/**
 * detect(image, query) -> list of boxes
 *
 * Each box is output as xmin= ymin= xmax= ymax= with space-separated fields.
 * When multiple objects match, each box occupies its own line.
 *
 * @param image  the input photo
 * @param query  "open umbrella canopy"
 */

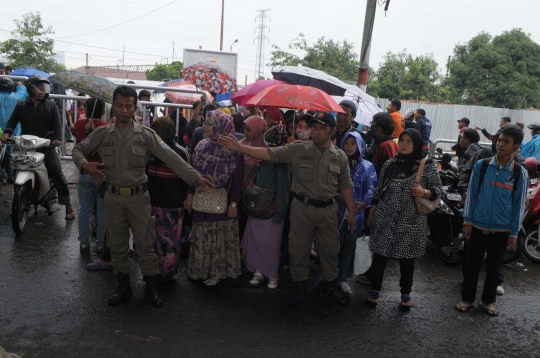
xmin=49 ymin=71 xmax=118 ymax=103
xmin=154 ymin=79 xmax=183 ymax=94
xmin=244 ymin=84 xmax=345 ymax=113
xmin=271 ymin=66 xmax=347 ymax=96
xmin=332 ymin=85 xmax=382 ymax=126
xmin=230 ymin=79 xmax=287 ymax=105
xmin=11 ymin=66 xmax=51 ymax=78
xmin=181 ymin=62 xmax=238 ymax=94
xmin=163 ymin=80 xmax=214 ymax=105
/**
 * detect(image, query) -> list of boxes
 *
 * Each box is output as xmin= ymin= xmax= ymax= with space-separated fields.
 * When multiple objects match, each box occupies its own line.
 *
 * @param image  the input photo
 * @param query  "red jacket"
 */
xmin=74 ymin=119 xmax=109 ymax=162
xmin=372 ymin=138 xmax=399 ymax=177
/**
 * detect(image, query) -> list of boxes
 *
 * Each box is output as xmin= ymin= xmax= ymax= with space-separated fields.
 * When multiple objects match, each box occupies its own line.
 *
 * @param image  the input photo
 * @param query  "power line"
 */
xmin=254 ymin=9 xmax=270 ymax=80
xmin=53 ymin=0 xmax=178 ymax=39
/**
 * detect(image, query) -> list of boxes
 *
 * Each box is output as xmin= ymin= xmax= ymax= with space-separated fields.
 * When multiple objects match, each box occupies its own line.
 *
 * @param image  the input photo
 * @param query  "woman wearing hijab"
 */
xmin=263 ymin=107 xmax=284 ymax=129
xmin=184 ymin=111 xmax=245 ymax=286
xmin=337 ymin=132 xmax=377 ymax=294
xmin=241 ymin=125 xmax=290 ymax=289
xmin=366 ymin=129 xmax=442 ymax=310
xmin=237 ymin=116 xmax=267 ymax=240
xmin=146 ymin=117 xmax=191 ymax=281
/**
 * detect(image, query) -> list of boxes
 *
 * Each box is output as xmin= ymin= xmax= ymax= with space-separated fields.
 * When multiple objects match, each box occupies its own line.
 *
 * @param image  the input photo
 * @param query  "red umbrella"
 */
xmin=244 ymin=84 xmax=345 ymax=113
xmin=181 ymin=62 xmax=238 ymax=94
xmin=231 ymin=79 xmax=287 ymax=105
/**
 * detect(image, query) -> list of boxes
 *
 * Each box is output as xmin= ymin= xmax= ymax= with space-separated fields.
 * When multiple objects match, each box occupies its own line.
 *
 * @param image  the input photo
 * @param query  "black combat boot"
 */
xmin=144 ymin=275 xmax=164 ymax=308
xmin=108 ymin=273 xmax=132 ymax=306
xmin=290 ymin=281 xmax=307 ymax=311
xmin=320 ymin=279 xmax=348 ymax=305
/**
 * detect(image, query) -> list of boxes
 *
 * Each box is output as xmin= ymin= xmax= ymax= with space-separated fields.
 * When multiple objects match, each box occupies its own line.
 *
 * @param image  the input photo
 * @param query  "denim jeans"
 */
xmin=77 ymin=173 xmax=105 ymax=247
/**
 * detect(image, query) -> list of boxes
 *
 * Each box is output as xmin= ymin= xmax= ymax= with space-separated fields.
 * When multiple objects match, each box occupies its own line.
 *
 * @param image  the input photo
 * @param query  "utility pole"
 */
xmin=172 ymin=42 xmax=175 ymax=62
xmin=357 ymin=0 xmax=377 ymax=92
xmin=220 ymin=0 xmax=224 ymax=51
xmin=254 ymin=9 xmax=270 ymax=80
xmin=122 ymin=45 xmax=125 ymax=66
xmin=85 ymin=53 xmax=89 ymax=74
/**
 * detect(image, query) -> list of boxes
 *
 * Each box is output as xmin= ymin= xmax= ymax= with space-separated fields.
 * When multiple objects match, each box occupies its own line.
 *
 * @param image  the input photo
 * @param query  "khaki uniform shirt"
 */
xmin=72 ymin=122 xmax=201 ymax=188
xmin=268 ymin=141 xmax=352 ymax=200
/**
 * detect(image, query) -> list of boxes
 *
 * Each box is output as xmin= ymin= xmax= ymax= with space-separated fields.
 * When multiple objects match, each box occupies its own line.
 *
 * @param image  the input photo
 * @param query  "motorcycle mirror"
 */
xmin=436 ymin=148 xmax=443 ymax=154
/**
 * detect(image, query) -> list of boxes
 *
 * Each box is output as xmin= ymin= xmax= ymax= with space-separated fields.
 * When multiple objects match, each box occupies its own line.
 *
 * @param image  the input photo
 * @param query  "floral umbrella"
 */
xmin=163 ymin=80 xmax=214 ymax=105
xmin=244 ymin=84 xmax=345 ymax=113
xmin=181 ymin=62 xmax=238 ymax=94
xmin=49 ymin=71 xmax=118 ymax=103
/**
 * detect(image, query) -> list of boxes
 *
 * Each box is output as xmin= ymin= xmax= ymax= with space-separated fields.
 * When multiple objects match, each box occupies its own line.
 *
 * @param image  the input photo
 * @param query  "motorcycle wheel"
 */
xmin=523 ymin=230 xmax=540 ymax=263
xmin=502 ymin=234 xmax=523 ymax=264
xmin=436 ymin=230 xmax=465 ymax=265
xmin=12 ymin=184 xmax=30 ymax=235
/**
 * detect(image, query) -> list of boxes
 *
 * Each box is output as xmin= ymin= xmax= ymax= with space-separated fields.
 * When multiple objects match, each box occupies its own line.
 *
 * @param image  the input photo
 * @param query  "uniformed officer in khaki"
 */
xmin=219 ymin=112 xmax=356 ymax=310
xmin=72 ymin=86 xmax=212 ymax=307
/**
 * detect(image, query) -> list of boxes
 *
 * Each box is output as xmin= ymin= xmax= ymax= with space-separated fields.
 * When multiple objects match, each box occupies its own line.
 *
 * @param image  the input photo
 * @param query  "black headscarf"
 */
xmin=383 ymin=128 xmax=426 ymax=181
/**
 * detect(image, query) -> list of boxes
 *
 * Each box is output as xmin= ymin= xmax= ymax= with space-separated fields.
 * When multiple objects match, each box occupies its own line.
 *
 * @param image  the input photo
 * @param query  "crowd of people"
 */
xmin=0 ymin=70 xmax=533 ymax=317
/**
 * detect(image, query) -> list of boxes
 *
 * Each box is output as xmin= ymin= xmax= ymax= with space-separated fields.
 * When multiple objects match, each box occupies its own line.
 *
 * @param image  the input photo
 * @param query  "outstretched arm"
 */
xmin=218 ymin=133 xmax=271 ymax=162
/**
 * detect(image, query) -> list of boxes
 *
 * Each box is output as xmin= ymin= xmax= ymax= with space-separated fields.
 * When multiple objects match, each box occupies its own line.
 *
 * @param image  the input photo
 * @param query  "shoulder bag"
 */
xmin=192 ymin=185 xmax=228 ymax=215
xmin=414 ymin=158 xmax=440 ymax=215
xmin=242 ymin=168 xmax=276 ymax=220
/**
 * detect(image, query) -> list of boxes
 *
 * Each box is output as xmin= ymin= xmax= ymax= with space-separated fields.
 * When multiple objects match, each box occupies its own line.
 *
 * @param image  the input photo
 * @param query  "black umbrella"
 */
xmin=271 ymin=66 xmax=348 ymax=96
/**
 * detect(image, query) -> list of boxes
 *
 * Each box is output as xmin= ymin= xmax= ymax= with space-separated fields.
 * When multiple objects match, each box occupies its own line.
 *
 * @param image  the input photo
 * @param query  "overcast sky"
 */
xmin=0 ymin=0 xmax=538 ymax=84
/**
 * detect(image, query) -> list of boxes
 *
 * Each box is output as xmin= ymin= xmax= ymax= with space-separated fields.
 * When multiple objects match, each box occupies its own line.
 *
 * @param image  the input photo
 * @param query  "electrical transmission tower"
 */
xmin=254 ymin=9 xmax=270 ymax=80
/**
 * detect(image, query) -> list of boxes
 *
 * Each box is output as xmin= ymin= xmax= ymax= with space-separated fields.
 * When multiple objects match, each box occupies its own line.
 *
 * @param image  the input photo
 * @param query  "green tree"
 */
xmin=369 ymin=50 xmax=444 ymax=102
xmin=146 ymin=61 xmax=183 ymax=81
xmin=447 ymin=29 xmax=540 ymax=108
xmin=0 ymin=12 xmax=65 ymax=73
xmin=268 ymin=33 xmax=359 ymax=82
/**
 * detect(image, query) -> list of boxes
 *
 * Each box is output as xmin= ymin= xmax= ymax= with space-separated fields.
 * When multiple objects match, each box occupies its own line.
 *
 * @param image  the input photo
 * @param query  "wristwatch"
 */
xmin=230 ymin=202 xmax=237 ymax=208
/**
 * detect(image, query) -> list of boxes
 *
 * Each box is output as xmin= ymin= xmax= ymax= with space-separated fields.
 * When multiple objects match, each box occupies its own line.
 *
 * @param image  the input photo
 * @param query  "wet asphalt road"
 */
xmin=1 ymin=181 xmax=540 ymax=358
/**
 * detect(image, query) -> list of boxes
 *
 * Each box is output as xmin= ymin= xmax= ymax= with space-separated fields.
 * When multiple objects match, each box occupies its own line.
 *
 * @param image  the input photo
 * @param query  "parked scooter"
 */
xmin=519 ymin=176 xmax=540 ymax=263
xmin=8 ymin=134 xmax=58 ymax=234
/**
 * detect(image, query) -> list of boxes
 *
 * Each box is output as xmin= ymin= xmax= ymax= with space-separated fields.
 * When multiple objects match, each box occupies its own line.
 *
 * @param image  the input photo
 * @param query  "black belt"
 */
xmin=295 ymin=195 xmax=334 ymax=208
xmin=109 ymin=183 xmax=148 ymax=196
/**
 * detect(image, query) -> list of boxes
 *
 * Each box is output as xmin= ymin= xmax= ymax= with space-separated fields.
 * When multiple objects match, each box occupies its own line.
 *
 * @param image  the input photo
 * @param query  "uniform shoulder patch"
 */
xmin=81 ymin=137 xmax=92 ymax=146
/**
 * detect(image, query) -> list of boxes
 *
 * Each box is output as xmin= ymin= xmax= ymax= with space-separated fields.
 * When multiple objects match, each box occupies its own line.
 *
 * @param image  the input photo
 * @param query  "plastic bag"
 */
xmin=354 ymin=235 xmax=372 ymax=275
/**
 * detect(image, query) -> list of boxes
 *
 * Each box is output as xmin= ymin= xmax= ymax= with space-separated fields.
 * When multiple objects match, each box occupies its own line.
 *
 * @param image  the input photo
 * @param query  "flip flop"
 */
xmin=65 ymin=212 xmax=76 ymax=220
xmin=455 ymin=302 xmax=473 ymax=312
xmin=479 ymin=302 xmax=499 ymax=317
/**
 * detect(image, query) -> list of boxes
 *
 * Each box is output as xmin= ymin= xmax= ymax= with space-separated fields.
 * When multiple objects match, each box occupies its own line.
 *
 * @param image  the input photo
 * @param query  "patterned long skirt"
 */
xmin=187 ymin=219 xmax=241 ymax=280
xmin=152 ymin=206 xmax=184 ymax=278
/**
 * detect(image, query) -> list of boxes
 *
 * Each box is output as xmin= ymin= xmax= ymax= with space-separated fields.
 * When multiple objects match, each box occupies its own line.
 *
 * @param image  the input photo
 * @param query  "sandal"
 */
xmin=400 ymin=295 xmax=412 ymax=311
xmin=249 ymin=273 xmax=264 ymax=286
xmin=65 ymin=212 xmax=76 ymax=220
xmin=479 ymin=302 xmax=499 ymax=317
xmin=203 ymin=278 xmax=220 ymax=286
xmin=365 ymin=290 xmax=380 ymax=307
xmin=455 ymin=301 xmax=473 ymax=313
xmin=267 ymin=279 xmax=278 ymax=289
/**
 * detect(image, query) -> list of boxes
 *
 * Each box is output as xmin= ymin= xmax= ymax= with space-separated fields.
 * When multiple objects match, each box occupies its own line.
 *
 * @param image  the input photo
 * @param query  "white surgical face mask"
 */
xmin=296 ymin=129 xmax=310 ymax=140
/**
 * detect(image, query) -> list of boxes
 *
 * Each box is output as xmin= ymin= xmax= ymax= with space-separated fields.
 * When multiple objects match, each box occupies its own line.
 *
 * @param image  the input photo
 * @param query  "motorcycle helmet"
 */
xmin=524 ymin=157 xmax=538 ymax=178
xmin=26 ymin=74 xmax=51 ymax=98
xmin=527 ymin=124 xmax=540 ymax=136
xmin=0 ymin=76 xmax=14 ymax=93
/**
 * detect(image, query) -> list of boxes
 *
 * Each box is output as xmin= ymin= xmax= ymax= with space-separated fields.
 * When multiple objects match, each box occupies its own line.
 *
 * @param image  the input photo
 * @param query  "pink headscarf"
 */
xmin=240 ymin=116 xmax=267 ymax=187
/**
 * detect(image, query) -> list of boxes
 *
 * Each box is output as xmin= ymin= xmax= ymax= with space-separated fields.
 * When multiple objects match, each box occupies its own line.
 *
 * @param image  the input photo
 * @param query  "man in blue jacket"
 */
xmin=519 ymin=124 xmax=540 ymax=161
xmin=414 ymin=109 xmax=431 ymax=157
xmin=456 ymin=126 xmax=528 ymax=317
xmin=0 ymin=77 xmax=27 ymax=183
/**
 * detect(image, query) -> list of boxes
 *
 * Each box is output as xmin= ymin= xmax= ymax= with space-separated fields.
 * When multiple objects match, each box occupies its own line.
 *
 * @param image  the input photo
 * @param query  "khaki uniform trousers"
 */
xmin=289 ymin=199 xmax=340 ymax=282
xmin=104 ymin=190 xmax=158 ymax=276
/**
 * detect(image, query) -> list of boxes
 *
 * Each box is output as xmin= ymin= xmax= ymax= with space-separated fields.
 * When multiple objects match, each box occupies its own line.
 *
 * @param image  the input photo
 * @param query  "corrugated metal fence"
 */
xmin=375 ymin=99 xmax=540 ymax=150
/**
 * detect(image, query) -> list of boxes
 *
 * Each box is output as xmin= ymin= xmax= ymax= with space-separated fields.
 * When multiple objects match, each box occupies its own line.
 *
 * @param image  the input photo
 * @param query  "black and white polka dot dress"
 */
xmin=370 ymin=158 xmax=443 ymax=259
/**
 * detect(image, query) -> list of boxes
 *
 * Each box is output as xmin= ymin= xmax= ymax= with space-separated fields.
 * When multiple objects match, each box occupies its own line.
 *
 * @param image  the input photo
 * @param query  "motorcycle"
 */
xmin=519 ymin=176 xmax=540 ymax=263
xmin=8 ymin=134 xmax=58 ymax=235
xmin=428 ymin=169 xmax=465 ymax=265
